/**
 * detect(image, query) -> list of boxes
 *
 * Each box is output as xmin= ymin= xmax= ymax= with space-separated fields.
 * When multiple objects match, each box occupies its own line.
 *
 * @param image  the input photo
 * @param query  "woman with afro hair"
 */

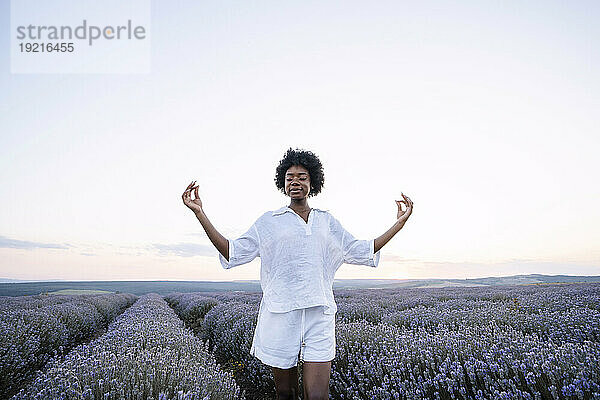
xmin=182 ymin=147 xmax=413 ymax=399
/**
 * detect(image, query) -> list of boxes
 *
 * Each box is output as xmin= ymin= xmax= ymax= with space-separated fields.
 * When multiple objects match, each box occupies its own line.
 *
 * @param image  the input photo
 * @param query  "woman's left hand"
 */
xmin=395 ymin=193 xmax=413 ymax=225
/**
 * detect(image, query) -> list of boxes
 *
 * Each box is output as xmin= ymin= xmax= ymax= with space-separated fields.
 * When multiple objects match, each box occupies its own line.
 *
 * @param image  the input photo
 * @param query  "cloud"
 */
xmin=0 ymin=235 xmax=69 ymax=250
xmin=382 ymin=254 xmax=422 ymax=263
xmin=151 ymin=242 xmax=216 ymax=257
xmin=184 ymin=232 xmax=206 ymax=237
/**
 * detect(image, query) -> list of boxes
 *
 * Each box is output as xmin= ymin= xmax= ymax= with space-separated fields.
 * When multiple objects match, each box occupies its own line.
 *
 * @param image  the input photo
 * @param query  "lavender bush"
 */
xmin=201 ymin=301 xmax=274 ymax=398
xmin=0 ymin=294 xmax=78 ymax=312
xmin=165 ymin=293 xmax=220 ymax=335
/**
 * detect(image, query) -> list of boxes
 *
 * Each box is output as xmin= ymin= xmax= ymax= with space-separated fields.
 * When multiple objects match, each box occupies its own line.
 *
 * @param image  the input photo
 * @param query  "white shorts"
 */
xmin=250 ymin=302 xmax=336 ymax=369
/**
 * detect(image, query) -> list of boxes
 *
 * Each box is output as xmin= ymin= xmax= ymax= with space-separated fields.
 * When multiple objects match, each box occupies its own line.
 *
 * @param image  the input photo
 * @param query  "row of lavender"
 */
xmin=333 ymin=284 xmax=600 ymax=344
xmin=165 ymin=284 xmax=600 ymax=400
xmin=0 ymin=292 xmax=136 ymax=399
xmin=166 ymin=293 xmax=272 ymax=397
xmin=13 ymin=293 xmax=245 ymax=400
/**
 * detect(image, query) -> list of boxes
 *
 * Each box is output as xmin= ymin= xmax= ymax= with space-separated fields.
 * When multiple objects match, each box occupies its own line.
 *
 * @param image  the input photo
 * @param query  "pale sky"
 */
xmin=1 ymin=0 xmax=599 ymax=281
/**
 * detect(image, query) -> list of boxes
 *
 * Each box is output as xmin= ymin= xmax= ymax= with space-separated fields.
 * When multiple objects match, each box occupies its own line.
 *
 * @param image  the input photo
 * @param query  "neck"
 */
xmin=288 ymin=198 xmax=310 ymax=211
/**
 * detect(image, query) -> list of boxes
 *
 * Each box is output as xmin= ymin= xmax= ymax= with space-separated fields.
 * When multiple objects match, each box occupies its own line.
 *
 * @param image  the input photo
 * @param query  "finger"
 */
xmin=185 ymin=182 xmax=196 ymax=193
xmin=194 ymin=186 xmax=199 ymax=199
xmin=185 ymin=184 xmax=198 ymax=194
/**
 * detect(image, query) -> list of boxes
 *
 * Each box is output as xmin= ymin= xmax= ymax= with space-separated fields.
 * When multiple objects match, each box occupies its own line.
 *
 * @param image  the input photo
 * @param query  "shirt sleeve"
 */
xmin=218 ymin=223 xmax=260 ymax=269
xmin=329 ymin=214 xmax=381 ymax=268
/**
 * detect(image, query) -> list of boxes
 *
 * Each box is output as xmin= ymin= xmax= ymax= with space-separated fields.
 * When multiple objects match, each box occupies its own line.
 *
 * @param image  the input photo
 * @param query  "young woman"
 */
xmin=182 ymin=148 xmax=413 ymax=400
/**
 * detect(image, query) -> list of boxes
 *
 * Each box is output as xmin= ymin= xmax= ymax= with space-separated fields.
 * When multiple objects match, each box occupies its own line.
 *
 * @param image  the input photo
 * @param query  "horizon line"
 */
xmin=2 ymin=272 xmax=600 ymax=284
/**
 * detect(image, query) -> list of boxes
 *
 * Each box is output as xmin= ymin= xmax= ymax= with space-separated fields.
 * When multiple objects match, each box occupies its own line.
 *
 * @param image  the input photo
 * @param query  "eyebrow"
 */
xmin=286 ymin=172 xmax=308 ymax=176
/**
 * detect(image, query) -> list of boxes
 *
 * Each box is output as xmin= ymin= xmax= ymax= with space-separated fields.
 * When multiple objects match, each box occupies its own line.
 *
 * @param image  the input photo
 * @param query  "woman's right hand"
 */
xmin=182 ymin=180 xmax=203 ymax=214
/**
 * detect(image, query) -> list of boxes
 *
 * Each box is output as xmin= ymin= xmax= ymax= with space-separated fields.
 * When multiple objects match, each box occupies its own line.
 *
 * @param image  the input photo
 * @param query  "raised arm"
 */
xmin=182 ymin=181 xmax=230 ymax=261
xmin=374 ymin=193 xmax=414 ymax=253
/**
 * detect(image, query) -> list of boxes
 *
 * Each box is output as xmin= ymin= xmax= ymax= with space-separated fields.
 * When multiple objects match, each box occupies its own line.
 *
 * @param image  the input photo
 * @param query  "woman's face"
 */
xmin=285 ymin=164 xmax=311 ymax=199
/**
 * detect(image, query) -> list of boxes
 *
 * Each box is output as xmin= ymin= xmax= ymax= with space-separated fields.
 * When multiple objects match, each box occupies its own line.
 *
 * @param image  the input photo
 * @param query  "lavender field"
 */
xmin=12 ymin=293 xmax=243 ymax=400
xmin=3 ymin=284 xmax=599 ymax=399
xmin=0 ymin=292 xmax=136 ymax=399
xmin=166 ymin=283 xmax=600 ymax=400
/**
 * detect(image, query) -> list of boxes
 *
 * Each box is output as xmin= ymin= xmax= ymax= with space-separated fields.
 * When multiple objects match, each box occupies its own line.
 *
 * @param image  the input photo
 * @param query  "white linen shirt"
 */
xmin=218 ymin=206 xmax=381 ymax=315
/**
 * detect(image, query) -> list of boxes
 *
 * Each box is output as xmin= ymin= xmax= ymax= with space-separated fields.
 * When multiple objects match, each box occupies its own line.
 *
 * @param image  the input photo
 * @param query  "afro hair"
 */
xmin=274 ymin=147 xmax=325 ymax=197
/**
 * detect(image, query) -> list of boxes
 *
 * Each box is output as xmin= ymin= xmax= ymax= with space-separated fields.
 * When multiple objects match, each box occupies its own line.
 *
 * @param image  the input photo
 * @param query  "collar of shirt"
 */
xmin=271 ymin=206 xmax=329 ymax=216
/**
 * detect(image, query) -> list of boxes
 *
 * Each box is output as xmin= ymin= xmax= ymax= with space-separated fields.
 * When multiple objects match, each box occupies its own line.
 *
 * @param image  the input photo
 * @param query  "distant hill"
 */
xmin=0 ymin=274 xmax=599 ymax=297
xmin=0 ymin=278 xmax=68 ymax=283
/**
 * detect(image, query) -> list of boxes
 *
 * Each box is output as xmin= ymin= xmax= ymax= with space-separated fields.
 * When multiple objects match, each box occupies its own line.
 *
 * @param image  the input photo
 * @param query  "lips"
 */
xmin=290 ymin=189 xmax=301 ymax=193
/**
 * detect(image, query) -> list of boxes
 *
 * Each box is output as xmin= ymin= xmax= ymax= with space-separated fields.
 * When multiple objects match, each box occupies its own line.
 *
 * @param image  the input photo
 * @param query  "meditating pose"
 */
xmin=182 ymin=147 xmax=413 ymax=400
